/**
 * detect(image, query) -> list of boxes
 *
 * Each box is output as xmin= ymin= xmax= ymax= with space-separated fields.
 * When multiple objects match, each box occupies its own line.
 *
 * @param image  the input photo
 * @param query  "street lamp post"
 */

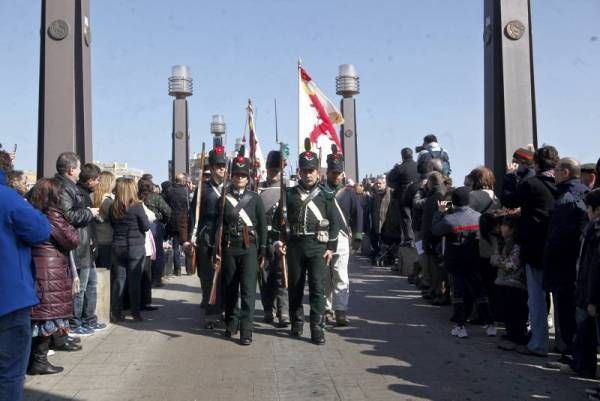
xmin=336 ymin=64 xmax=360 ymax=182
xmin=37 ymin=0 xmax=92 ymax=178
xmin=169 ymin=65 xmax=193 ymax=181
xmin=484 ymin=0 xmax=537 ymax=189
xmin=210 ymin=114 xmax=226 ymax=148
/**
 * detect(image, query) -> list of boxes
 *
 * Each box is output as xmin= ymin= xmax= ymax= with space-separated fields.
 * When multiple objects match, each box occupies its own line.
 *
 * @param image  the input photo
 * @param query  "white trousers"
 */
xmin=325 ymin=232 xmax=350 ymax=312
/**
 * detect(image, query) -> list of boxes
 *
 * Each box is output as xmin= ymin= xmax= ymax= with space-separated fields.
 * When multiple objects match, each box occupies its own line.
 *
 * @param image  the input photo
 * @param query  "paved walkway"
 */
xmin=24 ymin=256 xmax=596 ymax=401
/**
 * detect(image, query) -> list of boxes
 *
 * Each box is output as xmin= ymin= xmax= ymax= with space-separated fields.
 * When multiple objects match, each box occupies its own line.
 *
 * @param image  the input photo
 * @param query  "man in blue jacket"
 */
xmin=0 ymin=150 xmax=50 ymax=401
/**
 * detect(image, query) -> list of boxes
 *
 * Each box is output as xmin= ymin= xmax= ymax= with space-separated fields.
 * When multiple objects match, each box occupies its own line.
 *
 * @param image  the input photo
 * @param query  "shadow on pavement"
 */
xmin=24 ymin=388 xmax=74 ymax=401
xmin=330 ymin=255 xmax=594 ymax=401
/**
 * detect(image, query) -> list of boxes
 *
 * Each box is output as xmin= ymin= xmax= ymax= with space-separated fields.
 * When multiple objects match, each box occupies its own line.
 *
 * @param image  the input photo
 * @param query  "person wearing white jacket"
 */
xmin=141 ymin=204 xmax=157 ymax=311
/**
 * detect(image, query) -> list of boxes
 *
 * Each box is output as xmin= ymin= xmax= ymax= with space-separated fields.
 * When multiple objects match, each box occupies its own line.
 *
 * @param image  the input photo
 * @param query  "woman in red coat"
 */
xmin=27 ymin=178 xmax=80 ymax=375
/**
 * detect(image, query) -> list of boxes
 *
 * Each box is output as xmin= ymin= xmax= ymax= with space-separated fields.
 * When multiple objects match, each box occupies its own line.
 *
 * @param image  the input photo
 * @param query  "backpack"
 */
xmin=418 ymin=149 xmax=451 ymax=177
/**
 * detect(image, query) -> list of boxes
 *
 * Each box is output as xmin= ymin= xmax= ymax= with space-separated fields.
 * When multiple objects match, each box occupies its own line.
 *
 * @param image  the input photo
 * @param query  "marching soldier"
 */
xmin=322 ymin=146 xmax=363 ymax=326
xmin=273 ymin=141 xmax=339 ymax=345
xmin=190 ymin=145 xmax=227 ymax=329
xmin=220 ymin=151 xmax=267 ymax=345
xmin=258 ymin=150 xmax=290 ymax=327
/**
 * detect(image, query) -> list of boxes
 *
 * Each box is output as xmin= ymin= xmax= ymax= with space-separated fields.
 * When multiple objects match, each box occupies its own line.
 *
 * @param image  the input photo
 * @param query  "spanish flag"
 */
xmin=298 ymin=61 xmax=344 ymax=166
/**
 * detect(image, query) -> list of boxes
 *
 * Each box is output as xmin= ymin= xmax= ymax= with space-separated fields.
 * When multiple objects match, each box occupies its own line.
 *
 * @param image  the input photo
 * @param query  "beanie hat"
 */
xmin=451 ymin=186 xmax=471 ymax=207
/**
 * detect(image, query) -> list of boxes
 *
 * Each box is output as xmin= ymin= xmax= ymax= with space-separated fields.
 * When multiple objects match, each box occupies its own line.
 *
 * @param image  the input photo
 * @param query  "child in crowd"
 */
xmin=431 ymin=186 xmax=495 ymax=338
xmin=491 ymin=214 xmax=529 ymax=351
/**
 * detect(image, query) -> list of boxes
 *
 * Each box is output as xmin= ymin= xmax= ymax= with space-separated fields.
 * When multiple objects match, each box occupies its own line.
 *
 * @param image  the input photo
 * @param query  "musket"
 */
xmin=209 ymin=158 xmax=230 ymax=305
xmin=278 ymin=140 xmax=289 ymax=289
xmin=188 ymin=143 xmax=206 ymax=276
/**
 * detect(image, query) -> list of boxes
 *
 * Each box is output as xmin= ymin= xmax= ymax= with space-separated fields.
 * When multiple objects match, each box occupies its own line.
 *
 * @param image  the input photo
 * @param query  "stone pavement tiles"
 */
xmin=24 ymin=257 xmax=596 ymax=401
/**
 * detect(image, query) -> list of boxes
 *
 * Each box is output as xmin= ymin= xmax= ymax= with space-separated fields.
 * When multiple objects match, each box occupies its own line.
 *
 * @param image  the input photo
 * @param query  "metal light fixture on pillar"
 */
xmin=210 ymin=114 xmax=226 ymax=148
xmin=336 ymin=64 xmax=360 ymax=182
xmin=168 ymin=65 xmax=193 ymax=181
xmin=37 ymin=0 xmax=92 ymax=179
xmin=484 ymin=0 xmax=537 ymax=189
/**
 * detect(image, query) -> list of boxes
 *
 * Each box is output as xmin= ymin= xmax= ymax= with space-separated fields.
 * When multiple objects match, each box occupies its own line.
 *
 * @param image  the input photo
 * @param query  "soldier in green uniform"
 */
xmin=190 ymin=145 xmax=227 ymax=329
xmin=273 ymin=143 xmax=339 ymax=345
xmin=220 ymin=151 xmax=267 ymax=345
xmin=258 ymin=150 xmax=290 ymax=327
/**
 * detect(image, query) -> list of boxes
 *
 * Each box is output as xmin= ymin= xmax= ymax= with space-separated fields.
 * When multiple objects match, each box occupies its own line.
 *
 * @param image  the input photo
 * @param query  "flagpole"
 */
xmin=274 ymin=98 xmax=279 ymax=144
xmin=297 ymin=58 xmax=302 ymax=159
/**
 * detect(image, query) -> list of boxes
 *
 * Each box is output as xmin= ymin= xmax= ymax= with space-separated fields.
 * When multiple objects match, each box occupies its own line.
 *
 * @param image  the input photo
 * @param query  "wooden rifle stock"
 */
xmin=208 ymin=225 xmax=223 ymax=305
xmin=209 ymin=160 xmax=229 ymax=305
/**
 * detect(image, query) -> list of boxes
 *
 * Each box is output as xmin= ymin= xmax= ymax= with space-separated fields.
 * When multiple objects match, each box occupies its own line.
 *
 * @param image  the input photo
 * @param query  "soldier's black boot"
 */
xmin=310 ymin=325 xmax=326 ymax=345
xmin=290 ymin=321 xmax=303 ymax=337
xmin=335 ymin=310 xmax=349 ymax=327
xmin=27 ymin=337 xmax=64 ymax=375
xmin=240 ymin=331 xmax=252 ymax=346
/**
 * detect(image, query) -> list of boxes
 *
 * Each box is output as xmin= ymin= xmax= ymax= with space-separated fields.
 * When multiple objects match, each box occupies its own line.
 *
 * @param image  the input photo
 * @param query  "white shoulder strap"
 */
xmin=297 ymin=187 xmax=325 ymax=222
xmin=225 ymin=195 xmax=254 ymax=227
xmin=210 ymin=184 xmax=221 ymax=198
xmin=307 ymin=201 xmax=324 ymax=222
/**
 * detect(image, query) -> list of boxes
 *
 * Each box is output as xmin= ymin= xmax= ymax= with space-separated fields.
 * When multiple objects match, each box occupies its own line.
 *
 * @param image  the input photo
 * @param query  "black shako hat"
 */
xmin=231 ymin=145 xmax=250 ymax=177
xmin=298 ymin=138 xmax=319 ymax=170
xmin=326 ymin=144 xmax=344 ymax=173
xmin=266 ymin=150 xmax=283 ymax=170
xmin=208 ymin=144 xmax=227 ymax=166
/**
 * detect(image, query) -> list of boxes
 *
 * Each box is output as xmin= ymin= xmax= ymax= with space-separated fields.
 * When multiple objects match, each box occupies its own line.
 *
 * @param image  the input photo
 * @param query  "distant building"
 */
xmin=24 ymin=171 xmax=37 ymax=190
xmin=95 ymin=161 xmax=144 ymax=181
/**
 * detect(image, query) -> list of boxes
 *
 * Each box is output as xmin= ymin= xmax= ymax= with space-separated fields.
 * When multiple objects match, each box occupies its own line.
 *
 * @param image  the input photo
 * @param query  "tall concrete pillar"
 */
xmin=336 ymin=64 xmax=360 ymax=182
xmin=37 ymin=0 xmax=92 ymax=178
xmin=169 ymin=65 xmax=193 ymax=180
xmin=484 ymin=0 xmax=538 ymax=187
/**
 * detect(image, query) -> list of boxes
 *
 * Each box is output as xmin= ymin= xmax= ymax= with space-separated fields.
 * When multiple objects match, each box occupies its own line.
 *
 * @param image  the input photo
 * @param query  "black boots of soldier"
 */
xmin=290 ymin=318 xmax=326 ymax=345
xmin=290 ymin=322 xmax=303 ymax=337
xmin=224 ymin=320 xmax=251 ymax=346
xmin=240 ymin=331 xmax=252 ymax=346
xmin=28 ymin=337 xmax=64 ymax=375
xmin=310 ymin=326 xmax=326 ymax=345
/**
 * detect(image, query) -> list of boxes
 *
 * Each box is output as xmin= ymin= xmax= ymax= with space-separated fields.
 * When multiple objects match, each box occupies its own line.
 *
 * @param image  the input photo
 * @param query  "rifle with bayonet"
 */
xmin=209 ymin=158 xmax=230 ymax=305
xmin=188 ymin=143 xmax=206 ymax=276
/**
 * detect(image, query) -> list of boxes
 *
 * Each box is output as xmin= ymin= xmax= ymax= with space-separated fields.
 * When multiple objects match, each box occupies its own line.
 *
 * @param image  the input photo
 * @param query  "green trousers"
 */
xmin=286 ymin=237 xmax=327 ymax=326
xmin=258 ymin=252 xmax=289 ymax=319
xmin=222 ymin=243 xmax=258 ymax=334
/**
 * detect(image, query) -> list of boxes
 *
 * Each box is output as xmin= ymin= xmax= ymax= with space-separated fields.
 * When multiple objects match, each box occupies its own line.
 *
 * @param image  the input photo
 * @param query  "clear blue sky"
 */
xmin=1 ymin=0 xmax=598 ymax=183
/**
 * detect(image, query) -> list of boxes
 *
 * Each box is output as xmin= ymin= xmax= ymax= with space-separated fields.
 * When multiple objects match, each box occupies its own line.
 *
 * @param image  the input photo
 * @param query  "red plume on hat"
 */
xmin=214 ymin=145 xmax=225 ymax=156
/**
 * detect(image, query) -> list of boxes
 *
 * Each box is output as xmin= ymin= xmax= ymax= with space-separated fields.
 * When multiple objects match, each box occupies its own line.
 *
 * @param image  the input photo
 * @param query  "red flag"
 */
xmin=298 ymin=64 xmax=344 ymax=162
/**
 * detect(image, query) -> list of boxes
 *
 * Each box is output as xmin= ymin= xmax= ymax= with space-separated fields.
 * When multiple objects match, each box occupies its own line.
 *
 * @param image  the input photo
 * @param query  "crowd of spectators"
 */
xmin=359 ymin=135 xmax=600 ymax=399
xmin=0 ymin=145 xmax=195 ymax=400
xmin=2 ymin=135 xmax=600 ymax=399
